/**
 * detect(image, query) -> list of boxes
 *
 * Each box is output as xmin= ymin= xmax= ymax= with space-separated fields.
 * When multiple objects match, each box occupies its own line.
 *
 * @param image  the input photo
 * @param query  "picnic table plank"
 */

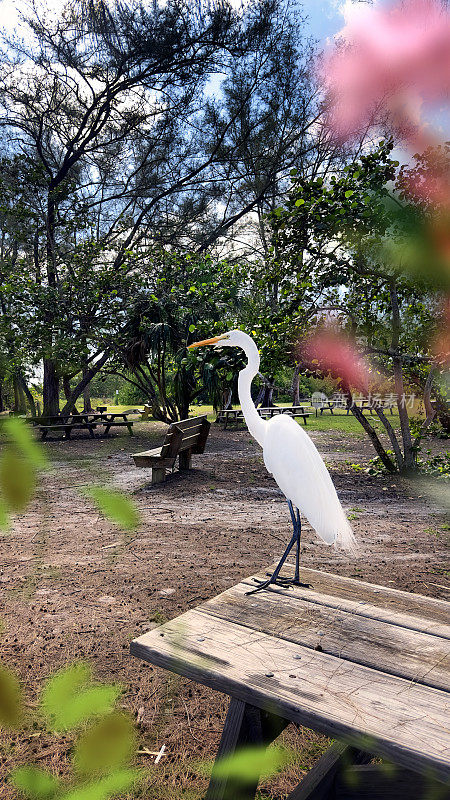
xmin=261 ymin=566 xmax=450 ymax=629
xmin=197 ymin=581 xmax=450 ymax=691
xmin=131 ymin=608 xmax=450 ymax=781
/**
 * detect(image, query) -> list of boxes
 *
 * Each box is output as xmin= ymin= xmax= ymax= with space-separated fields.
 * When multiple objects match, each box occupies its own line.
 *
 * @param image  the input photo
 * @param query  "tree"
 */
xmin=1 ymin=0 xmax=291 ymax=415
xmin=104 ymin=249 xmax=243 ymax=421
xmin=266 ymin=140 xmax=444 ymax=472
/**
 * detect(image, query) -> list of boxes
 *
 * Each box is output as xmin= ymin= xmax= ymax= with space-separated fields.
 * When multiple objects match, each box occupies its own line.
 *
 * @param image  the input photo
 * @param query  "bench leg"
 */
xmin=127 ymin=424 xmax=133 ymax=436
xmin=64 ymin=427 xmax=72 ymax=440
xmin=205 ymin=699 xmax=288 ymax=800
xmin=88 ymin=426 xmax=95 ymax=439
xmin=151 ymin=467 xmax=166 ymax=485
xmin=104 ymin=425 xmax=111 ymax=436
xmin=41 ymin=430 xmax=48 ymax=440
xmin=179 ymin=449 xmax=192 ymax=471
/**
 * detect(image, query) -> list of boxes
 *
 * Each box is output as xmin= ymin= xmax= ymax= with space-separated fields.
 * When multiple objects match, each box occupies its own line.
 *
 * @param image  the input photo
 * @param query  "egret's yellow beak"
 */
xmin=188 ymin=334 xmax=226 ymax=349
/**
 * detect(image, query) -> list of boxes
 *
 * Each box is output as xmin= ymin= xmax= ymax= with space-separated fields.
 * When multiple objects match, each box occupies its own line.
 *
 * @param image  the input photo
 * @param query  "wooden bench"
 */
xmin=131 ymin=565 xmax=450 ymax=800
xmin=132 ymin=415 xmax=210 ymax=484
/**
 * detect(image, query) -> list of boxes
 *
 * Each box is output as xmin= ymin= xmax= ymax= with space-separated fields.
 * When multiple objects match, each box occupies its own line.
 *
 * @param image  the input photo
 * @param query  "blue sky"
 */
xmin=302 ymin=0 xmax=348 ymax=45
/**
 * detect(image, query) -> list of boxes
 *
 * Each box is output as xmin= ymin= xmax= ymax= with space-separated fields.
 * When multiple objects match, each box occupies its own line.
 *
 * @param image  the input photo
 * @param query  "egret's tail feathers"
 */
xmin=335 ymin=520 xmax=357 ymax=554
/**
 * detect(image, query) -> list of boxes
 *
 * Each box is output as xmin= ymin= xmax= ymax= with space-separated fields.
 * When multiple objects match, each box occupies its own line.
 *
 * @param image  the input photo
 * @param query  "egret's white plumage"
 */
xmin=263 ymin=415 xmax=354 ymax=548
xmin=189 ymin=329 xmax=355 ymax=589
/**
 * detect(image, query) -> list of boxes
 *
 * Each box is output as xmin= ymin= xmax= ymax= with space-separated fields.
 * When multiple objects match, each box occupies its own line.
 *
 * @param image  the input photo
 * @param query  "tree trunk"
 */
xmin=17 ymin=374 xmax=36 ymax=416
xmin=222 ymin=387 xmax=233 ymax=410
xmin=43 ymin=359 xmax=60 ymax=416
xmin=82 ymin=364 xmax=93 ymax=413
xmin=291 ymin=364 xmax=301 ymax=406
xmin=350 ymin=403 xmax=397 ymax=472
xmin=13 ymin=376 xmax=19 ymax=412
xmin=62 ymin=375 xmax=72 ymax=401
xmin=389 ymin=282 xmax=415 ymax=471
xmin=61 ymin=351 xmax=109 ymax=416
xmin=0 ymin=379 xmax=4 ymax=412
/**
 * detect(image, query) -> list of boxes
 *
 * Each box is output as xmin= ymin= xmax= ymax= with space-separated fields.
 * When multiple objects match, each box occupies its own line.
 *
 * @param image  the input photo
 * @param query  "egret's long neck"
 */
xmin=238 ymin=340 xmax=266 ymax=448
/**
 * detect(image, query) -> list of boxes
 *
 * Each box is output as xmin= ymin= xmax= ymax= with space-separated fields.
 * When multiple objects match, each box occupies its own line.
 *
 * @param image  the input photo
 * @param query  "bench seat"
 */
xmin=132 ymin=416 xmax=210 ymax=484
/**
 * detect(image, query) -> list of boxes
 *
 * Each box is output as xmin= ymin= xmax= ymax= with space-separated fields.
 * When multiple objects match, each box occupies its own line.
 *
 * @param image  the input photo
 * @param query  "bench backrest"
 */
xmin=161 ymin=416 xmax=210 ymax=457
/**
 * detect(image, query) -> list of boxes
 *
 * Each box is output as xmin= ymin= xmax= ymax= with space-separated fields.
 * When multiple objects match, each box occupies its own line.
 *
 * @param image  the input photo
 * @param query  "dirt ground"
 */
xmin=1 ymin=420 xmax=449 ymax=798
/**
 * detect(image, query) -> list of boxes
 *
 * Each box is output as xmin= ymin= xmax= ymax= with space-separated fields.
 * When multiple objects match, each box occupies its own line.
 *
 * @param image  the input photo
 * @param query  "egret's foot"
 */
xmin=245 ymin=575 xmax=310 ymax=595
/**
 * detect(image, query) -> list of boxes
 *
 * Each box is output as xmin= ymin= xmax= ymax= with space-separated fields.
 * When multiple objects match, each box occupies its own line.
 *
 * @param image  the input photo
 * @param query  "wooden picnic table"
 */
xmin=26 ymin=411 xmax=135 ymax=438
xmin=217 ymin=405 xmax=314 ymax=429
xmin=131 ymin=565 xmax=450 ymax=799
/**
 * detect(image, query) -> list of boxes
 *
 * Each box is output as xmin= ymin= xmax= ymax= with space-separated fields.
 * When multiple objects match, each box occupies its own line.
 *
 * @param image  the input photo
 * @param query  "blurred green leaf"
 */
xmin=73 ymin=713 xmax=135 ymax=777
xmin=188 ymin=324 xmax=196 ymax=333
xmin=0 ymin=663 xmax=23 ymax=728
xmin=211 ymin=745 xmax=290 ymax=783
xmin=0 ymin=449 xmax=35 ymax=511
xmin=59 ymin=769 xmax=140 ymax=800
xmin=86 ymin=488 xmax=139 ymax=530
xmin=2 ymin=418 xmax=47 ymax=469
xmin=0 ymin=498 xmax=10 ymax=531
xmin=11 ymin=766 xmax=60 ymax=799
xmin=41 ymin=663 xmax=121 ymax=731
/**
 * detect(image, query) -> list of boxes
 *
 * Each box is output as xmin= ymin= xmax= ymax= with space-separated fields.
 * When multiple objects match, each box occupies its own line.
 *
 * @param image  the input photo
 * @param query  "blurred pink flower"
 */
xmin=321 ymin=0 xmax=450 ymax=146
xmin=301 ymin=331 xmax=372 ymax=392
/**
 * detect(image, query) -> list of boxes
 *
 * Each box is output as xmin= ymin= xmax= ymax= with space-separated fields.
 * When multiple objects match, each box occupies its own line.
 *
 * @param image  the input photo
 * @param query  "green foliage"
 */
xmin=2 ymin=417 xmax=47 ymax=468
xmin=0 ymin=663 xmax=23 ymax=728
xmin=409 ymin=416 xmax=448 ymax=439
xmin=40 ymin=663 xmax=121 ymax=732
xmin=4 ymin=659 xmax=140 ymax=800
xmin=86 ymin=487 xmax=140 ymax=530
xmin=0 ymin=417 xmax=47 ymax=530
xmin=211 ymin=745 xmax=291 ymax=783
xmin=73 ymin=713 xmax=136 ymax=777
xmin=418 ymin=451 xmax=450 ymax=478
xmin=59 ymin=770 xmax=139 ymax=800
xmin=352 ymin=449 xmax=450 ymax=478
xmin=11 ymin=767 xmax=60 ymax=799
xmin=0 ymin=449 xmax=35 ymax=512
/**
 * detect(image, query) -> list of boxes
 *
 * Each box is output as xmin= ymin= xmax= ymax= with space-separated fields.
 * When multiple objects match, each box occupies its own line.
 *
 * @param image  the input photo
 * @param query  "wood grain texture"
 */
xmin=131 ymin=609 xmax=450 ymax=781
xmin=200 ymin=581 xmax=450 ymax=691
xmin=244 ymin=566 xmax=450 ymax=638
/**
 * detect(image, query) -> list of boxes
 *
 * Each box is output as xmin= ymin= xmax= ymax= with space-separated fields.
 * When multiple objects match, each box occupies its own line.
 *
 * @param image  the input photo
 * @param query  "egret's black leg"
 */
xmin=294 ymin=509 xmax=301 ymax=584
xmin=246 ymin=501 xmax=309 ymax=595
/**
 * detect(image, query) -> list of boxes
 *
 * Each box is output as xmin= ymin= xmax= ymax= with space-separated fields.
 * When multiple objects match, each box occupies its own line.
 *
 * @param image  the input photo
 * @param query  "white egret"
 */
xmin=189 ymin=329 xmax=355 ymax=594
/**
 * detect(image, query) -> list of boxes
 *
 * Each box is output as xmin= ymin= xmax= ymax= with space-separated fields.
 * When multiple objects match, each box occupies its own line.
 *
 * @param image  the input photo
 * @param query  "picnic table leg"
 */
xmin=285 ymin=741 xmax=370 ymax=800
xmin=333 ymin=763 xmax=445 ymax=800
xmin=126 ymin=423 xmax=133 ymax=436
xmin=205 ymin=698 xmax=288 ymax=800
xmin=88 ymin=425 xmax=95 ymax=439
xmin=104 ymin=424 xmax=111 ymax=436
